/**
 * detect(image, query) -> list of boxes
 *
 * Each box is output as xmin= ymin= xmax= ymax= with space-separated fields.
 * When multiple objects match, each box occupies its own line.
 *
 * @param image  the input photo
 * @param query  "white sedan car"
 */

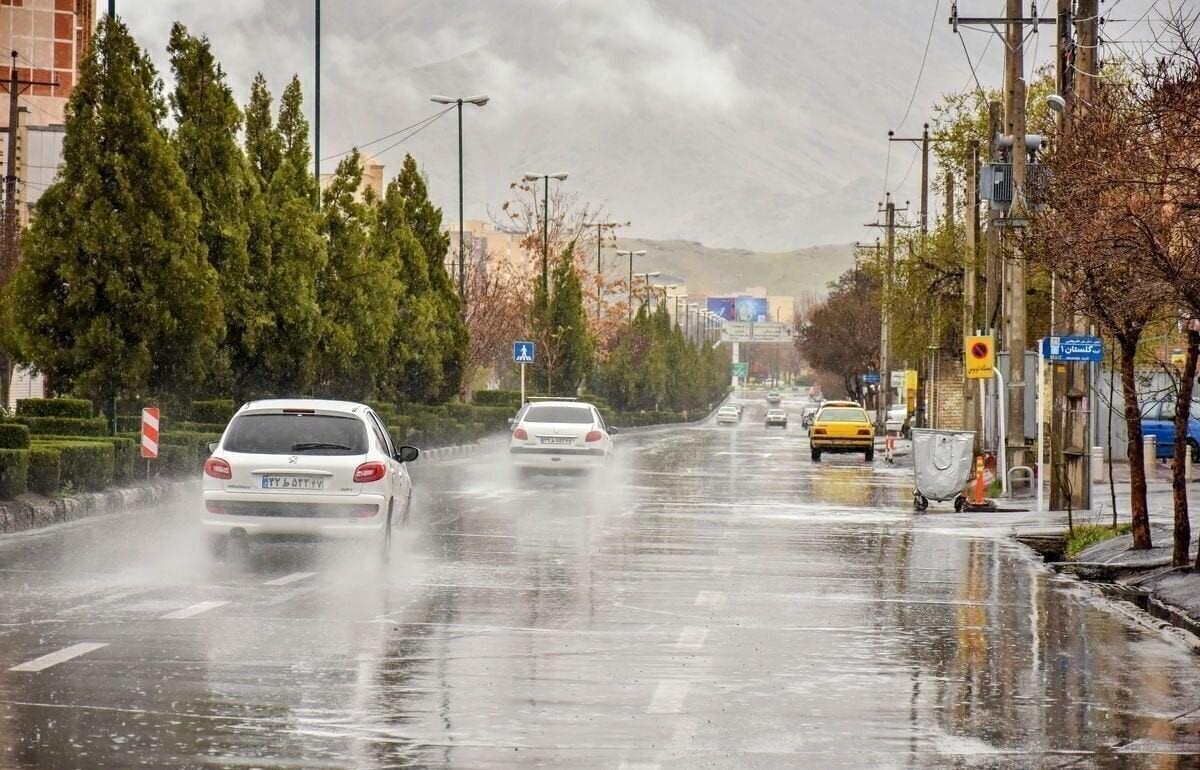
xmin=508 ymin=400 xmax=615 ymax=474
xmin=202 ymin=399 xmax=418 ymax=559
xmin=716 ymin=405 xmax=740 ymax=425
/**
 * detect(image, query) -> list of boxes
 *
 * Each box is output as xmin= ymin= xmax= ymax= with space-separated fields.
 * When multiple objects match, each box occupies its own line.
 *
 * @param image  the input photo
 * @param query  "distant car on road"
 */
xmin=202 ymin=399 xmax=418 ymax=561
xmin=885 ymin=405 xmax=910 ymax=437
xmin=1142 ymin=399 xmax=1200 ymax=461
xmin=765 ymin=408 xmax=788 ymax=428
xmin=716 ymin=405 xmax=741 ymax=425
xmin=508 ymin=400 xmax=615 ymax=475
xmin=766 ymin=391 xmax=782 ymax=404
xmin=810 ymin=402 xmax=875 ymax=462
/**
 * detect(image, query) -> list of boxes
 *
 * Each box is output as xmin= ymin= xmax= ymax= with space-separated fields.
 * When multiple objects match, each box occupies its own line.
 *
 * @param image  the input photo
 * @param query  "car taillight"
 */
xmin=813 ymin=427 xmax=827 ymax=435
xmin=204 ymin=457 xmax=232 ymax=480
xmin=354 ymin=461 xmax=386 ymax=483
xmin=857 ymin=428 xmax=871 ymax=436
xmin=513 ymin=427 xmax=528 ymax=440
xmin=585 ymin=430 xmax=603 ymax=442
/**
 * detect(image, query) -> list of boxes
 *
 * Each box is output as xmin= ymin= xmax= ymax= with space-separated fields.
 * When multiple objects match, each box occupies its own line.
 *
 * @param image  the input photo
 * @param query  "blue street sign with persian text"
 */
xmin=1040 ymin=335 xmax=1103 ymax=362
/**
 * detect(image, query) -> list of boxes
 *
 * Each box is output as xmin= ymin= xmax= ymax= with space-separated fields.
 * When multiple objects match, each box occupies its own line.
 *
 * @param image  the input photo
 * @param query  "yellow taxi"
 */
xmin=810 ymin=401 xmax=875 ymax=462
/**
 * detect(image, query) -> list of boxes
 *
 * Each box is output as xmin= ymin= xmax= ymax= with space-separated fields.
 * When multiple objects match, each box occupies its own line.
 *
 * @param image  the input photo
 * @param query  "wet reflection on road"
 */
xmin=1 ymin=399 xmax=1199 ymax=768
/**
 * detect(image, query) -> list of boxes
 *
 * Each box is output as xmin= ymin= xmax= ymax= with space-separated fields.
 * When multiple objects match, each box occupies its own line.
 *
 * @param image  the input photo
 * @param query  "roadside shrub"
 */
xmin=34 ymin=435 xmax=136 ymax=484
xmin=169 ymin=421 xmax=227 ymax=434
xmin=0 ymin=423 xmax=30 ymax=449
xmin=16 ymin=416 xmax=108 ymax=437
xmin=161 ymin=430 xmax=223 ymax=450
xmin=27 ymin=447 xmax=61 ymax=495
xmin=47 ymin=442 xmax=115 ymax=491
xmin=157 ymin=443 xmax=197 ymax=477
xmin=189 ymin=399 xmax=235 ymax=424
xmin=1066 ymin=524 xmax=1133 ymax=559
xmin=16 ymin=397 xmax=92 ymax=418
xmin=0 ymin=448 xmax=30 ymax=498
xmin=472 ymin=389 xmax=522 ymax=408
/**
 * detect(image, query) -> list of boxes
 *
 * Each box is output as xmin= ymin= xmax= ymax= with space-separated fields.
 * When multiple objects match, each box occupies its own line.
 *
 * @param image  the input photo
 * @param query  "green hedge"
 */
xmin=189 ymin=399 xmax=235 ymax=423
xmin=169 ymin=420 xmax=227 ymax=434
xmin=158 ymin=444 xmax=198 ymax=476
xmin=32 ymin=435 xmax=137 ymax=484
xmin=28 ymin=447 xmax=61 ymax=495
xmin=16 ymin=416 xmax=109 ymax=437
xmin=42 ymin=442 xmax=115 ymax=492
xmin=0 ymin=423 xmax=30 ymax=449
xmin=0 ymin=448 xmax=29 ymax=498
xmin=16 ymin=397 xmax=92 ymax=418
xmin=473 ymin=389 xmax=522 ymax=407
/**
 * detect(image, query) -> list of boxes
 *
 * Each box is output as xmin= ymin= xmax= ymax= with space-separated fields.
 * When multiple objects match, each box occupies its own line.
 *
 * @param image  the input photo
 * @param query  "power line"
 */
xmin=319 ymin=105 xmax=453 ymax=162
xmin=896 ymin=0 xmax=943 ymax=131
xmin=370 ymin=108 xmax=450 ymax=159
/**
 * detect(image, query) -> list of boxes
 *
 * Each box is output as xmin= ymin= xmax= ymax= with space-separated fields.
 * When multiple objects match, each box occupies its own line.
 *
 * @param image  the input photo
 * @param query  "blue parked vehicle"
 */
xmin=1141 ymin=399 xmax=1200 ymax=462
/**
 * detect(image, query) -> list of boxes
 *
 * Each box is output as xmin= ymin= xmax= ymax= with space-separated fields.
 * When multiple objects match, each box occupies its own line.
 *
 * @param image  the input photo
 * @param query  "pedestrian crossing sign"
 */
xmin=513 ymin=341 xmax=536 ymax=363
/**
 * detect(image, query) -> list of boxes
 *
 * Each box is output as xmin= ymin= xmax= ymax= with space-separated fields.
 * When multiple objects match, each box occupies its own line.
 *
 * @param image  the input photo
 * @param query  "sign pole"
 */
xmin=520 ymin=362 xmax=526 ymax=405
xmin=993 ymin=365 xmax=1007 ymax=498
xmin=1037 ymin=341 xmax=1045 ymax=512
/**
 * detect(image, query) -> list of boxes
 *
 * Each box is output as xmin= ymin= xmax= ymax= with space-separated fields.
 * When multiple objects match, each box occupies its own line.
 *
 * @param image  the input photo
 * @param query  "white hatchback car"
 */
xmin=508 ymin=400 xmax=615 ymax=474
xmin=202 ymin=399 xmax=418 ymax=558
xmin=716 ymin=405 xmax=740 ymax=425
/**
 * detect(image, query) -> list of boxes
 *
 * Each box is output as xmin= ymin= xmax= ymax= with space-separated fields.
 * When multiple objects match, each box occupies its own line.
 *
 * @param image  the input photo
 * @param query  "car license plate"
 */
xmin=539 ymin=436 xmax=574 ymax=446
xmin=260 ymin=476 xmax=326 ymax=490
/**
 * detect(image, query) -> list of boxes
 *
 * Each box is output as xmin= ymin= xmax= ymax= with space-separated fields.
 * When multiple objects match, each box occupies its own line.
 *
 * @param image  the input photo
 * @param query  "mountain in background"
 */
xmin=610 ymin=238 xmax=854 ymax=303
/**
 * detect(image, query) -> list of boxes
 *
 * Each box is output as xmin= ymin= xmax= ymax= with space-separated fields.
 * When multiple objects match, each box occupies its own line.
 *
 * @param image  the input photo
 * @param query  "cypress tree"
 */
xmin=168 ymin=23 xmax=263 ymax=398
xmin=314 ymin=150 xmax=399 ymax=398
xmin=532 ymin=247 xmax=594 ymax=395
xmin=394 ymin=154 xmax=468 ymax=402
xmin=240 ymin=74 xmax=324 ymax=397
xmin=7 ymin=17 xmax=220 ymax=408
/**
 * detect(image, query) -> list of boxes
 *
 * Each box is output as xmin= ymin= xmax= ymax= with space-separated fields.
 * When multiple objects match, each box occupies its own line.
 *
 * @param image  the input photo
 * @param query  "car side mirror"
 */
xmin=207 ymin=442 xmax=218 ymax=455
xmin=508 ymin=417 xmax=516 ymax=427
xmin=395 ymin=445 xmax=420 ymax=463
xmin=608 ymin=426 xmax=619 ymax=435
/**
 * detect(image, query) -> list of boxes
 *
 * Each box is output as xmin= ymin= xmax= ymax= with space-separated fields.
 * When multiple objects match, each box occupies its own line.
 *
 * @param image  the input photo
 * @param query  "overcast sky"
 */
xmin=122 ymin=0 xmax=1167 ymax=251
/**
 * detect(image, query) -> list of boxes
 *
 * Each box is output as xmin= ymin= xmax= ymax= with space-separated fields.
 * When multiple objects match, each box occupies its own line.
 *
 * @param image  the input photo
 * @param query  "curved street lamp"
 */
xmin=431 ymin=94 xmax=489 ymax=305
xmin=523 ymin=172 xmax=569 ymax=294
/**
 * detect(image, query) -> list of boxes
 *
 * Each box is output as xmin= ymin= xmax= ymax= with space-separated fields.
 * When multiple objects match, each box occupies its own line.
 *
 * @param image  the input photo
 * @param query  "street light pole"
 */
xmin=315 ymin=0 xmax=320 ymax=210
xmin=616 ymin=249 xmax=646 ymax=321
xmin=589 ymin=221 xmax=619 ymax=320
xmin=432 ymin=94 xmax=489 ymax=305
xmin=524 ymin=172 xmax=568 ymax=296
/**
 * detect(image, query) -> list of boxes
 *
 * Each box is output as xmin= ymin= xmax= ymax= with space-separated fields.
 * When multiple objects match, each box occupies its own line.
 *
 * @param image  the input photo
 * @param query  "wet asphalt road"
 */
xmin=3 ymin=393 xmax=1200 ymax=769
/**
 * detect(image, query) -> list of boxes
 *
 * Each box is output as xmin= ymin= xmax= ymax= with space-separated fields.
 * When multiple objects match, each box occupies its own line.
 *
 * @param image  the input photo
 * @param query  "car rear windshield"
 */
xmin=818 ymin=407 xmax=869 ymax=422
xmin=223 ymin=413 xmax=368 ymax=455
xmin=524 ymin=405 xmax=594 ymax=424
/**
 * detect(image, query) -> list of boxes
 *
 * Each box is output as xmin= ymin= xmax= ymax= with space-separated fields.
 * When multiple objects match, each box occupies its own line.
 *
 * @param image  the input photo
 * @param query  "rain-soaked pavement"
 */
xmin=3 ymin=393 xmax=1200 ymax=769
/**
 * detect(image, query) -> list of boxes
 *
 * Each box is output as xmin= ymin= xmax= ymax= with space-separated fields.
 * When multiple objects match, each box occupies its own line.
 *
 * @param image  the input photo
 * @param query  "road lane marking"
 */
xmin=9 ymin=642 xmax=108 ymax=672
xmin=159 ymin=601 xmax=228 ymax=620
xmin=263 ymin=571 xmax=316 ymax=586
xmin=675 ymin=626 xmax=709 ymax=649
xmin=619 ymin=763 xmax=660 ymax=770
xmin=646 ymin=681 xmax=689 ymax=714
xmin=694 ymin=590 xmax=726 ymax=608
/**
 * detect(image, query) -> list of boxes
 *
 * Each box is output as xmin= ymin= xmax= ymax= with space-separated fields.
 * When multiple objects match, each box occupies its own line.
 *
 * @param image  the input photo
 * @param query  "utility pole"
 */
xmin=888 ymin=124 xmax=931 ymax=238
xmin=1051 ymin=0 xmax=1097 ymax=511
xmin=1 ymin=52 xmax=55 ymax=410
xmin=314 ymin=0 xmax=320 ymax=211
xmin=865 ymin=196 xmax=911 ymax=427
xmin=1003 ymin=0 xmax=1029 ymax=474
xmin=964 ymin=141 xmax=980 ymax=448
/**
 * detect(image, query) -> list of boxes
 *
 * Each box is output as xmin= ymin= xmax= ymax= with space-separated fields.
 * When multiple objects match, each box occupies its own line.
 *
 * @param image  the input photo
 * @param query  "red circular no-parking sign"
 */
xmin=970 ymin=341 xmax=989 ymax=359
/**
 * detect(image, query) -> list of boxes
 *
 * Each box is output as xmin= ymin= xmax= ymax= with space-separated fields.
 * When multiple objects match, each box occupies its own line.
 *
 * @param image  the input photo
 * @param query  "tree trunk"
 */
xmin=0 ymin=353 xmax=10 ymax=415
xmin=1177 ymin=330 xmax=1200 ymax=567
xmin=1119 ymin=342 xmax=1152 ymax=550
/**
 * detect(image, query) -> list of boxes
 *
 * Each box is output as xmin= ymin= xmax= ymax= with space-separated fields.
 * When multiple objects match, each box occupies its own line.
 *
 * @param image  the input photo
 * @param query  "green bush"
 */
xmin=32 ymin=435 xmax=137 ymax=484
xmin=169 ymin=420 xmax=227 ymax=434
xmin=161 ymin=430 xmax=222 ymax=449
xmin=473 ymin=389 xmax=522 ymax=408
xmin=0 ymin=423 xmax=30 ymax=449
xmin=43 ymin=442 xmax=115 ymax=492
xmin=27 ymin=447 xmax=61 ymax=495
xmin=0 ymin=448 xmax=30 ymax=498
xmin=189 ymin=399 xmax=235 ymax=424
xmin=157 ymin=443 xmax=197 ymax=477
xmin=16 ymin=416 xmax=109 ymax=437
xmin=16 ymin=397 xmax=92 ymax=418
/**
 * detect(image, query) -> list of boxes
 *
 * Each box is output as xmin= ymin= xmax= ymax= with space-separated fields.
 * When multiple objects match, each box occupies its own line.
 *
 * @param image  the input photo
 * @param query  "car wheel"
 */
xmin=208 ymin=535 xmax=228 ymax=561
xmin=811 ymin=448 xmax=821 ymax=462
xmin=380 ymin=508 xmax=393 ymax=564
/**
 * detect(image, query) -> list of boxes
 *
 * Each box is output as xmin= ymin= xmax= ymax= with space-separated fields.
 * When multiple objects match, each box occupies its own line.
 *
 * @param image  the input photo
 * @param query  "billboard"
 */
xmin=707 ymin=296 xmax=770 ymax=322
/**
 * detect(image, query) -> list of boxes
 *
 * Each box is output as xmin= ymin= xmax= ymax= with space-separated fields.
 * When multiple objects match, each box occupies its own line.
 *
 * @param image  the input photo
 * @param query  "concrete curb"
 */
xmin=420 ymin=437 xmax=507 ymax=462
xmin=0 ymin=478 xmax=196 ymax=535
